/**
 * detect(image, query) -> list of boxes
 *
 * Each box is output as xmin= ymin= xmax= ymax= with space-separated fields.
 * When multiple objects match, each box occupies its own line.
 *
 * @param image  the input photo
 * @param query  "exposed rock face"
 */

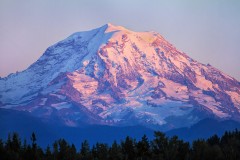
xmin=0 ymin=23 xmax=239 ymax=130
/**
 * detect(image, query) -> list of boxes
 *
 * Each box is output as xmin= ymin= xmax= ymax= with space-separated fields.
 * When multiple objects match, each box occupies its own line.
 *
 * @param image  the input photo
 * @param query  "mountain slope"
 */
xmin=0 ymin=23 xmax=239 ymax=130
xmin=0 ymin=108 xmax=154 ymax=148
xmin=166 ymin=118 xmax=240 ymax=141
xmin=1 ymin=108 xmax=239 ymax=148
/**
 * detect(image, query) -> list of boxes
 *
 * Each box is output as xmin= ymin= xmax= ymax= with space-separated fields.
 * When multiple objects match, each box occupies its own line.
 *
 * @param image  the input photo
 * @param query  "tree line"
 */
xmin=0 ymin=129 xmax=239 ymax=160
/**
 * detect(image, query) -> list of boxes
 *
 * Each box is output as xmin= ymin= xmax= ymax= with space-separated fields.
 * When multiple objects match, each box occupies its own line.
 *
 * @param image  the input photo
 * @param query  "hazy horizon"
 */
xmin=0 ymin=0 xmax=240 ymax=80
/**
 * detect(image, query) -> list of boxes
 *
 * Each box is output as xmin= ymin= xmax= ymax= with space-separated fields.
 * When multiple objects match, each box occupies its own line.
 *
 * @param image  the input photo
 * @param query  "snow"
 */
xmin=99 ymin=98 xmax=194 ymax=126
xmin=160 ymin=78 xmax=189 ymax=101
xmin=0 ymin=23 xmax=239 ymax=129
xmin=195 ymin=74 xmax=213 ymax=90
xmin=67 ymin=72 xmax=98 ymax=95
xmin=49 ymin=93 xmax=66 ymax=100
xmin=105 ymin=23 xmax=130 ymax=33
xmin=226 ymin=91 xmax=240 ymax=111
xmin=190 ymin=90 xmax=229 ymax=118
xmin=39 ymin=98 xmax=47 ymax=105
xmin=51 ymin=102 xmax=72 ymax=110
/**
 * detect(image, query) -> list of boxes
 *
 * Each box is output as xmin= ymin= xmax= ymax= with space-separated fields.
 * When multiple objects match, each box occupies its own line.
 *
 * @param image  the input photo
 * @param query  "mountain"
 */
xmin=0 ymin=108 xmax=154 ymax=148
xmin=1 ymin=108 xmax=239 ymax=148
xmin=166 ymin=118 xmax=240 ymax=142
xmin=0 ymin=23 xmax=240 ymax=131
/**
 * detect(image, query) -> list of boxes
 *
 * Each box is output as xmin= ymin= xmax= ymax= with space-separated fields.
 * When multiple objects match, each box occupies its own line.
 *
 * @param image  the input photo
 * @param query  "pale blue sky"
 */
xmin=0 ymin=0 xmax=239 ymax=80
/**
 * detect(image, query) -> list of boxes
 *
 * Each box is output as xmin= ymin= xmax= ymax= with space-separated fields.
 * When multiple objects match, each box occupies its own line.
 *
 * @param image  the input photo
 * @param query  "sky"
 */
xmin=0 ymin=0 xmax=239 ymax=80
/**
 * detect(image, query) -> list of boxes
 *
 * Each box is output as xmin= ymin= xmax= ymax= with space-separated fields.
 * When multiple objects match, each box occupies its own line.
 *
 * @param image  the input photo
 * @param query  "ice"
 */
xmin=226 ymin=91 xmax=240 ymax=111
xmin=0 ymin=23 xmax=239 ymax=129
xmin=51 ymin=102 xmax=71 ymax=110
xmin=39 ymin=98 xmax=47 ymax=105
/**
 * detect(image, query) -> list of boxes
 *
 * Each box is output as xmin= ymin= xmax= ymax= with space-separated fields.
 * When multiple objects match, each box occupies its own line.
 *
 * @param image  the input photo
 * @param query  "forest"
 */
xmin=0 ymin=129 xmax=239 ymax=160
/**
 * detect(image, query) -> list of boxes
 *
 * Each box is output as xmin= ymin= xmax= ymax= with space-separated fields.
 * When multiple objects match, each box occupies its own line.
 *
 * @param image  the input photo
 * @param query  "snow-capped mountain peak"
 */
xmin=104 ymin=23 xmax=129 ymax=32
xmin=0 ymin=24 xmax=239 ymax=130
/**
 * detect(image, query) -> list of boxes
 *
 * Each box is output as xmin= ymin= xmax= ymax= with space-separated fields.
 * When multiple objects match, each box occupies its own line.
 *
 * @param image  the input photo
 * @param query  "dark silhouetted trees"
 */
xmin=0 ymin=129 xmax=240 ymax=160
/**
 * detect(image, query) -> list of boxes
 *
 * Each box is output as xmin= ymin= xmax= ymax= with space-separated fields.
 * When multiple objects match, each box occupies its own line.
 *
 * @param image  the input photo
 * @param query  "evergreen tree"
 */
xmin=53 ymin=141 xmax=59 ymax=160
xmin=80 ymin=140 xmax=91 ymax=160
xmin=31 ymin=132 xmax=37 ymax=149
xmin=167 ymin=136 xmax=190 ymax=160
xmin=177 ymin=139 xmax=190 ymax=160
xmin=109 ymin=140 xmax=123 ymax=160
xmin=69 ymin=144 xmax=77 ymax=160
xmin=0 ymin=129 xmax=239 ymax=160
xmin=12 ymin=132 xmax=21 ymax=153
xmin=5 ymin=133 xmax=12 ymax=153
xmin=91 ymin=145 xmax=97 ymax=159
xmin=45 ymin=145 xmax=52 ymax=160
xmin=0 ymin=139 xmax=6 ymax=160
xmin=30 ymin=132 xmax=37 ymax=159
xmin=221 ymin=130 xmax=240 ymax=160
xmin=58 ymin=139 xmax=69 ymax=160
xmin=4 ymin=132 xmax=21 ymax=160
xmin=21 ymin=138 xmax=28 ymax=158
xmin=207 ymin=134 xmax=220 ymax=146
xmin=95 ymin=142 xmax=109 ymax=160
xmin=36 ymin=147 xmax=44 ymax=159
xmin=151 ymin=131 xmax=168 ymax=160
xmin=25 ymin=144 xmax=33 ymax=160
xmin=122 ymin=136 xmax=136 ymax=160
xmin=137 ymin=134 xmax=151 ymax=160
xmin=191 ymin=139 xmax=208 ymax=160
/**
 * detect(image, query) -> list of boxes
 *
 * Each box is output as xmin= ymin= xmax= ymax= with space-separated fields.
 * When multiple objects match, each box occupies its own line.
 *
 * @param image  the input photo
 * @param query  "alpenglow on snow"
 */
xmin=0 ymin=23 xmax=240 ymax=130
